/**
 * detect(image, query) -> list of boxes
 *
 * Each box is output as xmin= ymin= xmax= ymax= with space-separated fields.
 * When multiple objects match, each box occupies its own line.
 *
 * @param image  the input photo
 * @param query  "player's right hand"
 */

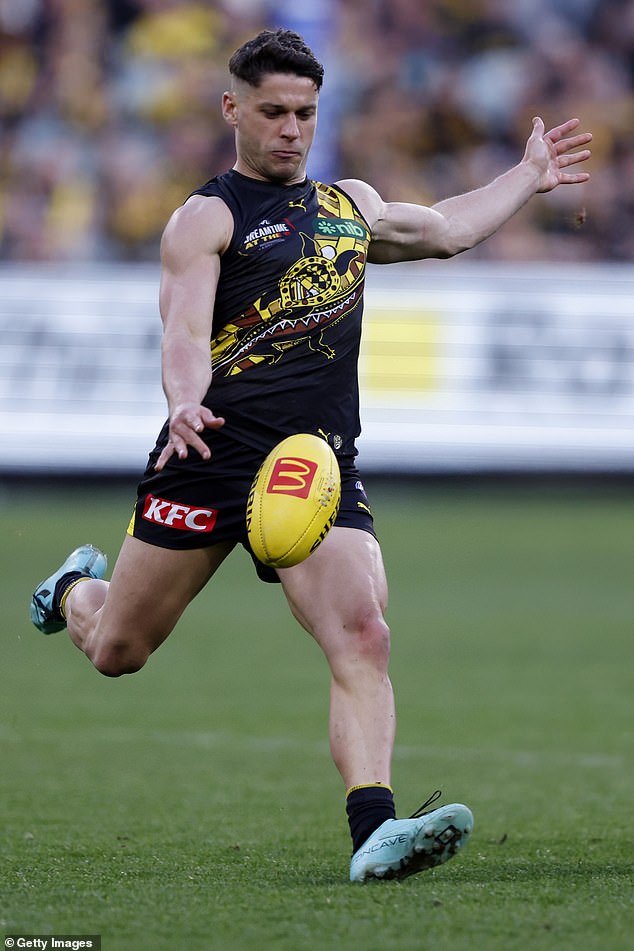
xmin=154 ymin=403 xmax=225 ymax=471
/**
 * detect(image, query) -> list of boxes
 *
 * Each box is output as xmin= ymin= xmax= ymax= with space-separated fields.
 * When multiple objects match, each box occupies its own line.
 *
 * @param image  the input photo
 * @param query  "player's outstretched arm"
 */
xmin=341 ymin=116 xmax=591 ymax=265
xmin=154 ymin=196 xmax=233 ymax=472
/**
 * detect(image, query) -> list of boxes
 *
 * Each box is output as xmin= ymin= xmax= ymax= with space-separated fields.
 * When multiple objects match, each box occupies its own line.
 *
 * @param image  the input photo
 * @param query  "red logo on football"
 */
xmin=266 ymin=456 xmax=318 ymax=499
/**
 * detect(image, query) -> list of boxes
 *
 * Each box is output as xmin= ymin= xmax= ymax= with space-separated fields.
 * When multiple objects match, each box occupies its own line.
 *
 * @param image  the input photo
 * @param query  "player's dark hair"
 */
xmin=228 ymin=28 xmax=324 ymax=90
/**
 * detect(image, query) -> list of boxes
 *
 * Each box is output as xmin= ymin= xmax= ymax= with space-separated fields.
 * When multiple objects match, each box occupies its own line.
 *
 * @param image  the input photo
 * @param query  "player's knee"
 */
xmin=351 ymin=609 xmax=391 ymax=669
xmin=89 ymin=642 xmax=149 ymax=678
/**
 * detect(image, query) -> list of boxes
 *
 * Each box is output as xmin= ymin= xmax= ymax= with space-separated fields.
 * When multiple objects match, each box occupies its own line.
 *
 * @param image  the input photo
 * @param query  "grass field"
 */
xmin=1 ymin=478 xmax=632 ymax=951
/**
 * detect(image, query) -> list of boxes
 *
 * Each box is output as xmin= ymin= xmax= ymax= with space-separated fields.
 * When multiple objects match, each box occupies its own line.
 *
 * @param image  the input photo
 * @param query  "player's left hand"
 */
xmin=524 ymin=117 xmax=592 ymax=193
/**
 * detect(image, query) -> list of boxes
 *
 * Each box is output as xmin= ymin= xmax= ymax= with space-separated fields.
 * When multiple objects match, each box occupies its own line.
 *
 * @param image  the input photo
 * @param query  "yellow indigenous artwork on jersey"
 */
xmin=210 ymin=183 xmax=369 ymax=378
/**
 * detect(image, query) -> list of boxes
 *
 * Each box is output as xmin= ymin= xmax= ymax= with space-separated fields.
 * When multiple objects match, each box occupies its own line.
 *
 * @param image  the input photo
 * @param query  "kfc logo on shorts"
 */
xmin=266 ymin=457 xmax=318 ymax=499
xmin=142 ymin=494 xmax=218 ymax=532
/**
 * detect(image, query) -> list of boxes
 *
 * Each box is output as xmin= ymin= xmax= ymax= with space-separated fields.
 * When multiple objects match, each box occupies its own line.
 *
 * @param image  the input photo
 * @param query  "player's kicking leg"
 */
xmin=30 ymin=534 xmax=235 ymax=676
xmin=278 ymin=526 xmax=474 ymax=882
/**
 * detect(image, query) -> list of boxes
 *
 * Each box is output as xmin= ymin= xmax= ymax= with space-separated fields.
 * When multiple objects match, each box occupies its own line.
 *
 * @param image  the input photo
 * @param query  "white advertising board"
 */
xmin=360 ymin=263 xmax=634 ymax=471
xmin=1 ymin=262 xmax=632 ymax=474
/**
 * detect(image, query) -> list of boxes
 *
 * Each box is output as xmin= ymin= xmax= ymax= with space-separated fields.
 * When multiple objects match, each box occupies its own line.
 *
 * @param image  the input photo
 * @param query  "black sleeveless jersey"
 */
xmin=189 ymin=170 xmax=370 ymax=460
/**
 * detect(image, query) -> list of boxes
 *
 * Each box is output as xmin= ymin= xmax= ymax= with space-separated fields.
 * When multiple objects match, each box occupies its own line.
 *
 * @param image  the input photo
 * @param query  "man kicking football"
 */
xmin=31 ymin=28 xmax=591 ymax=882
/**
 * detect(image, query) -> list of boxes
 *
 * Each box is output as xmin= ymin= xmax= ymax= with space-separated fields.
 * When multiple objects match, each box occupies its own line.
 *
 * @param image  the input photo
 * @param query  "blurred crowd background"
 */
xmin=0 ymin=0 xmax=631 ymax=264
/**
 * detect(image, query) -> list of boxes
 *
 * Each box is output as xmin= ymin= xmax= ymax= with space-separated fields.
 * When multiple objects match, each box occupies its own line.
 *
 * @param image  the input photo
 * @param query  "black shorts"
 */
xmin=128 ymin=427 xmax=376 ymax=583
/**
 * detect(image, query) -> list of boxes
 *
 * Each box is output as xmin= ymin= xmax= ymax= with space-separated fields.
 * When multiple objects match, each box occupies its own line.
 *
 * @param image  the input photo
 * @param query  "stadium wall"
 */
xmin=1 ymin=262 xmax=633 ymax=475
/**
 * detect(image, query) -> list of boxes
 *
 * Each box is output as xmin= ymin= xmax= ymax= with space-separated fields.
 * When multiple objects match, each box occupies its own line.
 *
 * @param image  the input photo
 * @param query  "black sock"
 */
xmin=53 ymin=571 xmax=84 ymax=619
xmin=346 ymin=785 xmax=396 ymax=854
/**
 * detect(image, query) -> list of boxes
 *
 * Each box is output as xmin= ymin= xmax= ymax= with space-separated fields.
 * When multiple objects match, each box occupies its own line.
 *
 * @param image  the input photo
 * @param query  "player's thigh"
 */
xmin=94 ymin=533 xmax=236 ymax=652
xmin=278 ymin=526 xmax=388 ymax=644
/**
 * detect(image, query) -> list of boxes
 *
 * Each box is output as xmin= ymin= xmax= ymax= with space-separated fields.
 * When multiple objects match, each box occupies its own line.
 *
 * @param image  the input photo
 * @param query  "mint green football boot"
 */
xmin=350 ymin=792 xmax=474 ymax=883
xmin=30 ymin=544 xmax=107 ymax=634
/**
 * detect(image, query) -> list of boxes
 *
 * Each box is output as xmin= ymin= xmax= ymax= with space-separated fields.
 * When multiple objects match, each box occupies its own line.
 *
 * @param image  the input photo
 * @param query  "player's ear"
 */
xmin=222 ymin=91 xmax=238 ymax=127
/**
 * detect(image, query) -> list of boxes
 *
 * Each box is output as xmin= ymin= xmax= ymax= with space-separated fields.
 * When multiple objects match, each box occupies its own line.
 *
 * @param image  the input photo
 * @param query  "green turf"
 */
xmin=1 ymin=479 xmax=632 ymax=951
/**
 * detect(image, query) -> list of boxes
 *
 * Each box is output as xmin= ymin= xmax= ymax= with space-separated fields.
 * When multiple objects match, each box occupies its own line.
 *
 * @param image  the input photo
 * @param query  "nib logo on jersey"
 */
xmin=142 ymin=494 xmax=218 ymax=532
xmin=242 ymin=217 xmax=294 ymax=251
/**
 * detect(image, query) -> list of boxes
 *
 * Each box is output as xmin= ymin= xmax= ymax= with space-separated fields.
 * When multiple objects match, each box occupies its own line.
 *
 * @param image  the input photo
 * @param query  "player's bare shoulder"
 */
xmin=334 ymin=179 xmax=384 ymax=233
xmin=161 ymin=194 xmax=234 ymax=262
xmin=336 ymin=177 xmax=450 ymax=264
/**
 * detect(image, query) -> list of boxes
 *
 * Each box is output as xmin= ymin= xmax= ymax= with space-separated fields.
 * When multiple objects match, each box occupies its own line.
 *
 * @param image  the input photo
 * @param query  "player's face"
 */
xmin=223 ymin=73 xmax=319 ymax=184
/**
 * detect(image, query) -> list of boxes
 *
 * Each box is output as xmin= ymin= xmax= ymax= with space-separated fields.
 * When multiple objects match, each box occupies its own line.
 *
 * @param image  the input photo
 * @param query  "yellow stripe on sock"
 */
xmin=59 ymin=577 xmax=92 ymax=619
xmin=346 ymin=782 xmax=393 ymax=798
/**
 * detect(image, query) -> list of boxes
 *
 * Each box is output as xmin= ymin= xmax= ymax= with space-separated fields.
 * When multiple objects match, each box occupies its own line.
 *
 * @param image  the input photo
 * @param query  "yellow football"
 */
xmin=246 ymin=433 xmax=341 ymax=569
